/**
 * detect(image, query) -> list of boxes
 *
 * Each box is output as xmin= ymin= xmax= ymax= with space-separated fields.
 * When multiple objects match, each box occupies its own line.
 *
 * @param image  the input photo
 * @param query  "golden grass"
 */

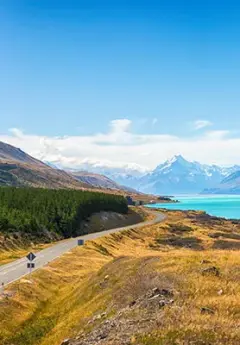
xmin=0 ymin=243 xmax=54 ymax=266
xmin=0 ymin=209 xmax=240 ymax=345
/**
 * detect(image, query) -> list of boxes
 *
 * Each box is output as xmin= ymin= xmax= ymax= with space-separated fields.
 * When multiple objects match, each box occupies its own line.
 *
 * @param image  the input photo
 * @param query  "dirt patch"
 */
xmin=212 ymin=240 xmax=240 ymax=250
xmin=81 ymin=209 xmax=144 ymax=234
xmin=208 ymin=232 xmax=240 ymax=240
xmin=167 ymin=223 xmax=193 ymax=234
xmin=155 ymin=235 xmax=203 ymax=250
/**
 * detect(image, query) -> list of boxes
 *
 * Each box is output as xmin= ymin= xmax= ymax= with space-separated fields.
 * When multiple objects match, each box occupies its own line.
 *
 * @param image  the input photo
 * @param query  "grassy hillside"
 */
xmin=0 ymin=209 xmax=239 ymax=345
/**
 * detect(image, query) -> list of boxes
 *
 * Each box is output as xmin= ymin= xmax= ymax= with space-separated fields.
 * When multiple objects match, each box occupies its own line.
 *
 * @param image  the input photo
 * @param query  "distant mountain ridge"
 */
xmin=3 ymin=140 xmax=240 ymax=195
xmin=137 ymin=155 xmax=240 ymax=195
xmin=47 ymin=155 xmax=240 ymax=195
xmin=203 ymin=171 xmax=240 ymax=194
xmin=70 ymin=171 xmax=138 ymax=193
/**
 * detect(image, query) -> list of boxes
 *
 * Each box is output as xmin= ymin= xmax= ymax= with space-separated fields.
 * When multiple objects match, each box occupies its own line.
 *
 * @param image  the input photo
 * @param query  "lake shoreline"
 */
xmin=145 ymin=195 xmax=240 ymax=220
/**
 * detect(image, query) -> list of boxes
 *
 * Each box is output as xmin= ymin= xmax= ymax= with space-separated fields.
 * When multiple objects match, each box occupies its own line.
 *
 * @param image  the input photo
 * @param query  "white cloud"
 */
xmin=110 ymin=119 xmax=132 ymax=133
xmin=1 ymin=119 xmax=240 ymax=169
xmin=205 ymin=130 xmax=230 ymax=140
xmin=9 ymin=128 xmax=24 ymax=138
xmin=192 ymin=120 xmax=213 ymax=130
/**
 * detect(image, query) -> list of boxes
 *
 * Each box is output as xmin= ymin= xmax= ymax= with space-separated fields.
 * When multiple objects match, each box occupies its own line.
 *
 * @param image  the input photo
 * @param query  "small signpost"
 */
xmin=26 ymin=252 xmax=36 ymax=281
xmin=27 ymin=252 xmax=36 ymax=262
xmin=0 ymin=282 xmax=4 ymax=296
xmin=78 ymin=239 xmax=84 ymax=246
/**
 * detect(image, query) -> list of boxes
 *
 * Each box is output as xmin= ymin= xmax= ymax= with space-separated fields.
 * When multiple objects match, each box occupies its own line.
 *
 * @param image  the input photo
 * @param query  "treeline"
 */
xmin=0 ymin=187 xmax=128 ymax=240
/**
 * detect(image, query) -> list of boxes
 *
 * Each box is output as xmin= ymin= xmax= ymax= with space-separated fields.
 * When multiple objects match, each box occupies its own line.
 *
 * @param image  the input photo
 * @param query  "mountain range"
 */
xmin=47 ymin=155 xmax=240 ymax=195
xmin=1 ymin=140 xmax=240 ymax=195
xmin=136 ymin=155 xmax=240 ymax=195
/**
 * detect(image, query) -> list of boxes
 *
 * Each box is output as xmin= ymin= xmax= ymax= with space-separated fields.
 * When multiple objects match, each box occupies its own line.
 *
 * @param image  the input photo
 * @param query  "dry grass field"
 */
xmin=0 ymin=209 xmax=239 ymax=345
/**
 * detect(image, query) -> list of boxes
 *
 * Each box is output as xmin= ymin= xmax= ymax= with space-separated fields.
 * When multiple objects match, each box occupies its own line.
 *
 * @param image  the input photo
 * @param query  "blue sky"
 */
xmin=1 ymin=1 xmax=240 ymax=168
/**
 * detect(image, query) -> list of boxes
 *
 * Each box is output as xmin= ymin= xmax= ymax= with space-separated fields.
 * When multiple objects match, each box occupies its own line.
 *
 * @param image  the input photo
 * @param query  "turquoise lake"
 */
xmin=147 ymin=195 xmax=240 ymax=219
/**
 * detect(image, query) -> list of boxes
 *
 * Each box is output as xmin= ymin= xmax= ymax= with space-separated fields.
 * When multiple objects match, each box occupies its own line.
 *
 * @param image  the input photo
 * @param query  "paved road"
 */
xmin=0 ymin=210 xmax=165 ymax=286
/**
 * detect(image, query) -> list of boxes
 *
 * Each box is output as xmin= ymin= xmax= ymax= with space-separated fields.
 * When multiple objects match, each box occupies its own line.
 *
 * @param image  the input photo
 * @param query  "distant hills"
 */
xmin=0 ymin=141 xmax=133 ymax=193
xmin=47 ymin=155 xmax=240 ymax=195
xmin=70 ymin=170 xmax=138 ymax=193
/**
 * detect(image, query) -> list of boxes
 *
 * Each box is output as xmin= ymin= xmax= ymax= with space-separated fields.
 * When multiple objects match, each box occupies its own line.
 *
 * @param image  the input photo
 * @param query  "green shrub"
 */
xmin=0 ymin=187 xmax=128 ymax=239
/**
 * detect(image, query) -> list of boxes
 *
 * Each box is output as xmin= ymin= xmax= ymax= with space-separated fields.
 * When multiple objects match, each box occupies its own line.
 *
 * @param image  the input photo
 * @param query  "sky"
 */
xmin=1 ymin=0 xmax=240 ymax=170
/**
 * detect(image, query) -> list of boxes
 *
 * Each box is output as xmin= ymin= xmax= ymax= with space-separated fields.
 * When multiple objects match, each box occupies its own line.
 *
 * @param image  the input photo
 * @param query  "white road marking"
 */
xmin=0 ymin=210 xmax=165 ymax=286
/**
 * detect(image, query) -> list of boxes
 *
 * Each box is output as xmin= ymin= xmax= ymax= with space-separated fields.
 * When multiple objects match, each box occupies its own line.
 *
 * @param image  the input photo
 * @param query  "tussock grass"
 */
xmin=0 ymin=243 xmax=53 ymax=266
xmin=0 ymin=209 xmax=240 ymax=345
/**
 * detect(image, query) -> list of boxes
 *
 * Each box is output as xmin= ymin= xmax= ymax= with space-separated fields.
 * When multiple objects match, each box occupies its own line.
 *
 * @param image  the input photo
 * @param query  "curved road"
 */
xmin=0 ymin=210 xmax=165 ymax=287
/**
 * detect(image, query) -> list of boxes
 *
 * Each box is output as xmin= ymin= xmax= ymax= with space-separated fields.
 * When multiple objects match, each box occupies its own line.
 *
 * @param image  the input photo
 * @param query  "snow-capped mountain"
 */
xmin=137 ymin=155 xmax=240 ymax=195
xmin=203 ymin=171 xmax=240 ymax=194
xmin=44 ymin=155 xmax=240 ymax=195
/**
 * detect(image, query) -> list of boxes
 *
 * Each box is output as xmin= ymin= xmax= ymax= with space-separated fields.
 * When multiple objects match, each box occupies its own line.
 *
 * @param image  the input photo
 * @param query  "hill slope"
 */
xmin=0 ymin=141 xmax=89 ymax=189
xmin=70 ymin=171 xmax=138 ymax=193
xmin=0 ymin=141 xmax=142 ymax=194
xmin=0 ymin=141 xmax=46 ymax=167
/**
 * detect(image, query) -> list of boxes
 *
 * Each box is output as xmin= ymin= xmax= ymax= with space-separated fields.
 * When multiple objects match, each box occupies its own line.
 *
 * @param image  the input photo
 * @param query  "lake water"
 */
xmin=147 ymin=195 xmax=240 ymax=219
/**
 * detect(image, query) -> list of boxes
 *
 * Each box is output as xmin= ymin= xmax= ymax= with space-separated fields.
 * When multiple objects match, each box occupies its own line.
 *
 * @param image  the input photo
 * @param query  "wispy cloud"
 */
xmin=205 ymin=130 xmax=230 ymax=140
xmin=0 ymin=119 xmax=239 ymax=169
xmin=192 ymin=119 xmax=213 ymax=130
xmin=110 ymin=119 xmax=132 ymax=133
xmin=9 ymin=128 xmax=24 ymax=139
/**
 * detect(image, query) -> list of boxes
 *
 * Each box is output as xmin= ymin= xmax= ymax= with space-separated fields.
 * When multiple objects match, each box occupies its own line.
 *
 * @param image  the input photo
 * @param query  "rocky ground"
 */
xmin=61 ymin=287 xmax=175 ymax=345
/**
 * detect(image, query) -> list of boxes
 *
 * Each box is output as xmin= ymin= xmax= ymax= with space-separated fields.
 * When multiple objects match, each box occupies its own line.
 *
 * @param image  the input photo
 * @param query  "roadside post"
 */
xmin=0 ymin=282 xmax=4 ymax=296
xmin=26 ymin=252 xmax=36 ymax=281
xmin=78 ymin=239 xmax=84 ymax=246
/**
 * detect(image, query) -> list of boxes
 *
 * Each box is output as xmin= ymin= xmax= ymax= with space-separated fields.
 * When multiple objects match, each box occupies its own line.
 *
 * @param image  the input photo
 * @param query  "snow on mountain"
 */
xmin=203 ymin=171 xmax=240 ymax=194
xmin=43 ymin=155 xmax=240 ymax=195
xmin=139 ymin=155 xmax=240 ymax=195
